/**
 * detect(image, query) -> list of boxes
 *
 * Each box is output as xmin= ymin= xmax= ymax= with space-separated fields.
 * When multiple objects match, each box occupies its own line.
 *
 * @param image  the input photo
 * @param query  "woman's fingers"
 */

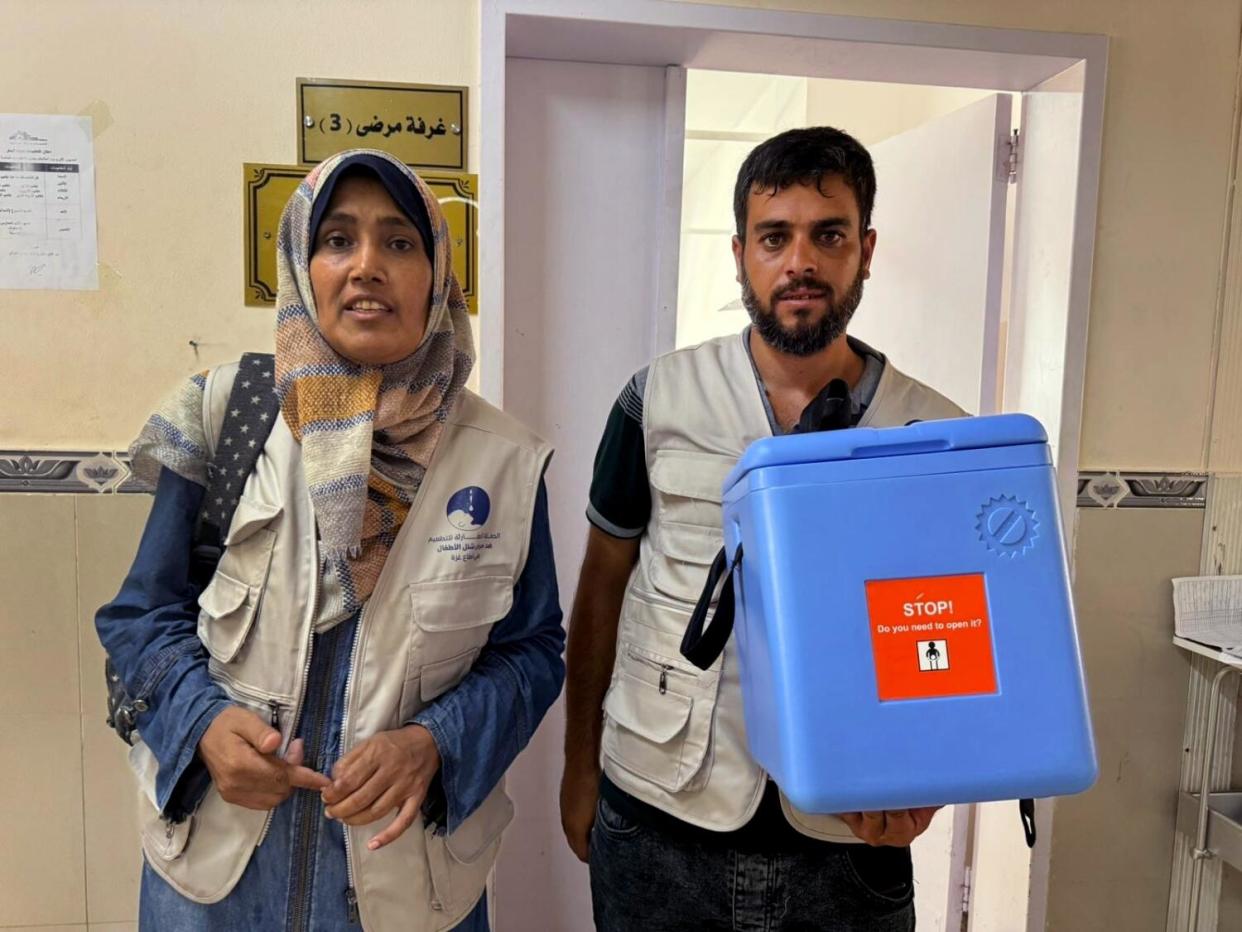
xmin=368 ymin=797 xmax=421 ymax=850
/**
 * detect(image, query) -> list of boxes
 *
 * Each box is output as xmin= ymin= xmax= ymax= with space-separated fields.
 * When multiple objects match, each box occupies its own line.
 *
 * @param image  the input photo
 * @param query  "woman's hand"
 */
xmin=198 ymin=706 xmax=330 ymax=810
xmin=323 ymin=724 xmax=442 ymax=850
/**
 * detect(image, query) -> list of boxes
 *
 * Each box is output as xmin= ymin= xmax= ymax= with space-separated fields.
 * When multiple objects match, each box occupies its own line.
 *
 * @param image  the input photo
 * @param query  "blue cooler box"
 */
xmin=719 ymin=414 xmax=1096 ymax=813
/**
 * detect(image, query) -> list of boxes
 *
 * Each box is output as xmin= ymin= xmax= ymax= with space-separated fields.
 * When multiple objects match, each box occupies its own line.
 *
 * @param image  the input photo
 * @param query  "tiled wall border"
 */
xmin=0 ymin=451 xmax=150 ymax=494
xmin=1077 ymin=471 xmax=1207 ymax=509
xmin=0 ymin=451 xmax=1209 ymax=508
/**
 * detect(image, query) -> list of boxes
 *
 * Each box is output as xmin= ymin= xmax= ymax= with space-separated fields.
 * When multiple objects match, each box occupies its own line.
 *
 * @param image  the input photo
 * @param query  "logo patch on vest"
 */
xmin=429 ymin=486 xmax=502 ymax=563
xmin=447 ymin=486 xmax=491 ymax=530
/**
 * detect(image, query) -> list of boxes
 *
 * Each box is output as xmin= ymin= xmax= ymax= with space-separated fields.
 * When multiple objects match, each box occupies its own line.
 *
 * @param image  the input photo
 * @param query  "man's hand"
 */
xmin=198 ymin=705 xmax=330 ymax=810
xmin=840 ymin=807 xmax=941 ymax=847
xmin=322 ymin=725 xmax=441 ymax=851
xmin=559 ymin=527 xmax=639 ymax=861
xmin=560 ymin=761 xmax=601 ymax=863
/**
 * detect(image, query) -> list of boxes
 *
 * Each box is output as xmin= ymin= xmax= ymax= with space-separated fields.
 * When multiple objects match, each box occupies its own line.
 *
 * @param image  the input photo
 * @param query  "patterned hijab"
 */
xmin=130 ymin=149 xmax=473 ymax=612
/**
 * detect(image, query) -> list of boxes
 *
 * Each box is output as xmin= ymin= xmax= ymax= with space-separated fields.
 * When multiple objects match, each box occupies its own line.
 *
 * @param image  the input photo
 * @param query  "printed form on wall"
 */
xmin=0 ymin=114 xmax=98 ymax=290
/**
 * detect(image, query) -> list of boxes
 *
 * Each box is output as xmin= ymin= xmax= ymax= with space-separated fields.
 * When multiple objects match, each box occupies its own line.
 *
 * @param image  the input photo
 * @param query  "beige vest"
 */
xmin=129 ymin=362 xmax=552 ymax=932
xmin=600 ymin=333 xmax=965 ymax=841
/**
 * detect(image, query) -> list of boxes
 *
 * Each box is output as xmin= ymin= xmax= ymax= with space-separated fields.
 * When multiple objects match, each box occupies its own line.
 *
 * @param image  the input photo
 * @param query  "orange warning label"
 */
xmin=865 ymin=573 xmax=997 ymax=702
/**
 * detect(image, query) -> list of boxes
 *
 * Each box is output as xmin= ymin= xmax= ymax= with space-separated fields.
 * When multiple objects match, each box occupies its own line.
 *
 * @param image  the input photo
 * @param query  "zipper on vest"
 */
xmin=255 ymin=562 xmax=321 ymax=850
xmin=627 ymin=649 xmax=687 ymax=695
xmin=338 ymin=596 xmax=370 ymax=909
xmin=287 ymin=624 xmax=344 ymax=932
xmin=345 ymin=886 xmax=360 ymax=924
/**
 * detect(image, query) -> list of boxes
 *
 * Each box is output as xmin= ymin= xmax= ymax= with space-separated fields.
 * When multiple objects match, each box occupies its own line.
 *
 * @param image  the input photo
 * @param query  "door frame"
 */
xmin=481 ymin=3 xmax=1107 ymax=929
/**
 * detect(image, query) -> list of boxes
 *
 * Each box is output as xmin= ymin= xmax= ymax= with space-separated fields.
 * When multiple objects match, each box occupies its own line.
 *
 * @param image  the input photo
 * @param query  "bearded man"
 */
xmin=560 ymin=127 xmax=965 ymax=931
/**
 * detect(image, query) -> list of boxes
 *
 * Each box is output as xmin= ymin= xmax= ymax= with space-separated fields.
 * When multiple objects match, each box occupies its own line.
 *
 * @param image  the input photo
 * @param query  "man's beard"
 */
xmin=741 ymin=266 xmax=866 ymax=357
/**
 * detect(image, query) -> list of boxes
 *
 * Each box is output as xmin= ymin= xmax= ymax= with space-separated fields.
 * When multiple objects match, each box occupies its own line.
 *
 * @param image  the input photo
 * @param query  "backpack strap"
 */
xmin=190 ymin=352 xmax=278 ymax=583
xmin=105 ymin=353 xmax=280 ymax=745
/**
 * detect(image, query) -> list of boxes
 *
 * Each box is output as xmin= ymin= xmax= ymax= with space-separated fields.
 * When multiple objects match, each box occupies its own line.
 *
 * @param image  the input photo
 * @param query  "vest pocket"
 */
xmin=648 ymin=450 xmax=734 ymax=604
xmin=196 ymin=572 xmax=259 ymax=664
xmin=602 ymin=633 xmax=720 ymax=793
xmin=410 ymin=575 xmax=515 ymax=632
xmin=649 ymin=519 xmax=724 ymax=604
xmin=197 ymin=498 xmax=279 ymax=665
xmin=130 ymin=740 xmax=193 ymax=861
xmin=420 ymin=646 xmax=484 ymax=703
xmin=144 ymin=810 xmax=193 ymax=861
xmin=426 ymin=782 xmax=514 ymax=915
xmin=400 ymin=576 xmax=514 ymax=722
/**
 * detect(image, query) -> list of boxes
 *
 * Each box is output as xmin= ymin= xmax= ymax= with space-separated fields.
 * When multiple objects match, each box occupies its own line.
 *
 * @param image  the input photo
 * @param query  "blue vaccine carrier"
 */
xmin=706 ymin=414 xmax=1096 ymax=815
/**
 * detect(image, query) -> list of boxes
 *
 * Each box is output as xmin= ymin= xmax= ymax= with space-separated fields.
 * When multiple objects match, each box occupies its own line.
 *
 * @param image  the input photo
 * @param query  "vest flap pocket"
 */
xmin=603 ymin=664 xmax=716 ymax=793
xmin=197 ymin=572 xmax=258 ymax=664
xmin=143 ymin=811 xmax=193 ymax=861
xmin=223 ymin=496 xmax=282 ymax=547
xmin=445 ymin=783 xmax=514 ymax=864
xmin=216 ymin=508 xmax=278 ymax=592
xmin=410 ymin=576 xmax=515 ymax=631
xmin=649 ymin=450 xmax=736 ymax=503
xmin=650 ymin=521 xmax=723 ymax=604
xmin=656 ymin=520 xmax=722 ymax=565
xmin=426 ymin=784 xmax=513 ymax=916
xmin=604 ymin=671 xmax=693 ymax=744
xmin=420 ymin=646 xmax=483 ymax=702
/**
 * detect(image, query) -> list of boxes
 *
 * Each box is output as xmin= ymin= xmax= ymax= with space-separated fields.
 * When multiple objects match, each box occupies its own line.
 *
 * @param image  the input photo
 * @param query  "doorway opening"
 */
xmin=483 ymin=5 xmax=1106 ymax=930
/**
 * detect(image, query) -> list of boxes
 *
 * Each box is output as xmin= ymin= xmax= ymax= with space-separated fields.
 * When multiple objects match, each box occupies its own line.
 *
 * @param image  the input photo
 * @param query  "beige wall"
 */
xmin=0 ymin=0 xmax=479 ymax=450
xmin=1046 ymin=508 xmax=1204 ymax=930
xmin=0 ymin=492 xmax=149 ymax=930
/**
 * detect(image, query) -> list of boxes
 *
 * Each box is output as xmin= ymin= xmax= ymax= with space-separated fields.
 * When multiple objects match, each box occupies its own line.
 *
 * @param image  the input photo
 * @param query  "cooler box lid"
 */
xmin=722 ymin=413 xmax=1048 ymax=496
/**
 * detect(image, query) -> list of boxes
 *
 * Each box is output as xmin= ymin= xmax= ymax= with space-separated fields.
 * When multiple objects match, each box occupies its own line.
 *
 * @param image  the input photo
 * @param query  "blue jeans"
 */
xmin=588 ymin=795 xmax=915 ymax=931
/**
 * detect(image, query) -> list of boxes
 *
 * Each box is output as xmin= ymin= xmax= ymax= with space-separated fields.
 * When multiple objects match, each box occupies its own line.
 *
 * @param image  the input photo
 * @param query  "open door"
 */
xmin=848 ymin=93 xmax=1014 ymax=930
xmin=1002 ymin=65 xmax=1084 ymax=535
xmin=496 ymin=57 xmax=686 ymax=931
xmin=853 ymin=94 xmax=1014 ymax=416
xmin=972 ymin=66 xmax=1084 ymax=932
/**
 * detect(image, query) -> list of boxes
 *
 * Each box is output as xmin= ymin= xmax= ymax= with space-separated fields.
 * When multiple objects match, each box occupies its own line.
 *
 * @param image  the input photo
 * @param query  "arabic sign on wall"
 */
xmin=298 ymin=78 xmax=467 ymax=170
xmin=243 ymin=163 xmax=477 ymax=312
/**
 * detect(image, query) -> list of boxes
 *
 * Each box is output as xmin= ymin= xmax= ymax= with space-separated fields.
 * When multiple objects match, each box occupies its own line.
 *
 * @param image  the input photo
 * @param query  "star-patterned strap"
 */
xmin=193 ymin=353 xmax=279 ymax=578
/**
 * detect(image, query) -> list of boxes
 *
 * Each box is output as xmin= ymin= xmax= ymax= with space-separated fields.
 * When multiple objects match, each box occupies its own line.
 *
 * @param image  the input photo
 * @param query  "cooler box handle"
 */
xmin=681 ymin=544 xmax=742 ymax=670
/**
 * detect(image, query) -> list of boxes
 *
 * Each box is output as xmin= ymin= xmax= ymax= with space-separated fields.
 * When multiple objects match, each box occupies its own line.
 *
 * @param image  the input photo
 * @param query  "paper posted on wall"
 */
xmin=0 ymin=114 xmax=98 ymax=290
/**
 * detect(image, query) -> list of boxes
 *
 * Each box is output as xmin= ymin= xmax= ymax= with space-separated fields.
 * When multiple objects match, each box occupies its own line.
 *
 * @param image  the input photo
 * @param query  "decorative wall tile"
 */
xmin=0 ymin=450 xmax=1210 ymax=510
xmin=0 ymin=451 xmax=150 ymax=493
xmin=1078 ymin=471 xmax=1207 ymax=509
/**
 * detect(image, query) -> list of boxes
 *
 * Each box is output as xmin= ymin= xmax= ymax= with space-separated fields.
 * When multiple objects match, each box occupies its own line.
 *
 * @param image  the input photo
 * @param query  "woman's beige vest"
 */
xmin=601 ymin=334 xmax=965 ymax=841
xmin=129 ymin=362 xmax=552 ymax=931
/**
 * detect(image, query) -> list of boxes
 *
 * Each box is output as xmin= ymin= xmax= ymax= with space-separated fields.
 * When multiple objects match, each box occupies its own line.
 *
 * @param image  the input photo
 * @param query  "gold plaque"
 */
xmin=298 ymin=78 xmax=467 ymax=170
xmin=243 ymin=163 xmax=478 ymax=314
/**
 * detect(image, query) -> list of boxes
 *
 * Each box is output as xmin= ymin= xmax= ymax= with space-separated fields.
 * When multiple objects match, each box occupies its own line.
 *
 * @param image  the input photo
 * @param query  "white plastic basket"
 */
xmin=1172 ymin=575 xmax=1242 ymax=648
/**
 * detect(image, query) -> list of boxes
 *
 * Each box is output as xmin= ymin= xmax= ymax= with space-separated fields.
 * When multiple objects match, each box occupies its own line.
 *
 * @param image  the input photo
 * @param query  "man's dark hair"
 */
xmin=733 ymin=126 xmax=876 ymax=239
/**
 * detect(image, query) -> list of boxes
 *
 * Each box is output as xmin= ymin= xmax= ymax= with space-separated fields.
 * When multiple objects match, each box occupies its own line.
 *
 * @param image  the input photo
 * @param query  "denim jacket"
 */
xmin=97 ymin=466 xmax=564 ymax=827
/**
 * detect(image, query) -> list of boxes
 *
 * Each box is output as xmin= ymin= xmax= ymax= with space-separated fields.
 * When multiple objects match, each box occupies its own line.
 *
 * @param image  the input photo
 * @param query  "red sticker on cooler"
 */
xmin=865 ymin=574 xmax=997 ymax=701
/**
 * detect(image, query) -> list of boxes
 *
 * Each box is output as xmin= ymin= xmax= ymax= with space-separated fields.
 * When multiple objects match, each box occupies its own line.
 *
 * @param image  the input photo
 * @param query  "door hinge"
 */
xmin=960 ymin=864 xmax=974 ymax=924
xmin=1005 ymin=129 xmax=1020 ymax=183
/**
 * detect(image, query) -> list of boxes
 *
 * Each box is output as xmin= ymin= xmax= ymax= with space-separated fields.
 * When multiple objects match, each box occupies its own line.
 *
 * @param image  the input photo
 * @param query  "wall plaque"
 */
xmin=298 ymin=77 xmax=467 ymax=170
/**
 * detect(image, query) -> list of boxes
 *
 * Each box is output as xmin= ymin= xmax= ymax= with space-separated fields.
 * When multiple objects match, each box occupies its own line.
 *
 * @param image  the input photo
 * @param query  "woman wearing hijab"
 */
xmin=96 ymin=150 xmax=565 ymax=931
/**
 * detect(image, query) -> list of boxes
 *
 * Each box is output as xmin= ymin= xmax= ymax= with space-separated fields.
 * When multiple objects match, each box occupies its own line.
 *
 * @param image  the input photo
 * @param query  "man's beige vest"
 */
xmin=600 ymin=333 xmax=965 ymax=841
xmin=128 ymin=362 xmax=552 ymax=932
